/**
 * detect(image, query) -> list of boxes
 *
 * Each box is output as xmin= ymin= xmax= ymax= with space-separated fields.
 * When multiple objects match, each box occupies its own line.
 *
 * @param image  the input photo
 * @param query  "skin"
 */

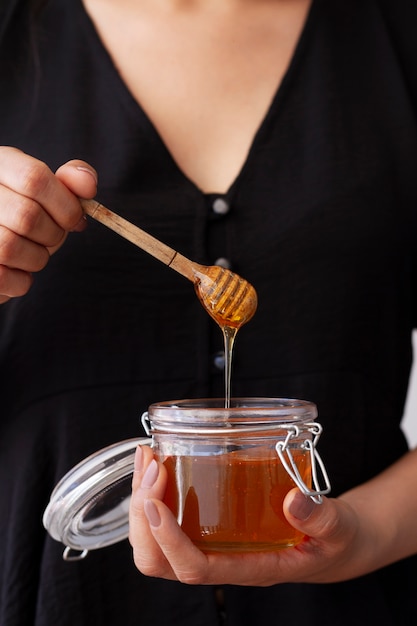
xmin=82 ymin=0 xmax=313 ymax=193
xmin=0 ymin=148 xmax=97 ymax=303
xmin=1 ymin=0 xmax=416 ymax=588
xmin=129 ymin=444 xmax=417 ymax=586
xmin=2 ymin=144 xmax=416 ymax=585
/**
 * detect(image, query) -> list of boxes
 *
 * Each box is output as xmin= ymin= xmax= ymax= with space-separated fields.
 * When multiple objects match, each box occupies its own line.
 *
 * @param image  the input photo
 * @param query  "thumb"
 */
xmin=55 ymin=160 xmax=98 ymax=199
xmin=283 ymin=488 xmax=348 ymax=544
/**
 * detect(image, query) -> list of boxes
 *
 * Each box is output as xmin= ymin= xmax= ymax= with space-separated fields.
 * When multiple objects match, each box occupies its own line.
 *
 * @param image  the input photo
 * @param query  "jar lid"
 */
xmin=42 ymin=437 xmax=152 ymax=560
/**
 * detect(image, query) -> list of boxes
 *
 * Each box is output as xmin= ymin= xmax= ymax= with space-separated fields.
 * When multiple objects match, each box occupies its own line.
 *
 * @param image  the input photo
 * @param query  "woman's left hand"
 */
xmin=128 ymin=444 xmax=397 ymax=586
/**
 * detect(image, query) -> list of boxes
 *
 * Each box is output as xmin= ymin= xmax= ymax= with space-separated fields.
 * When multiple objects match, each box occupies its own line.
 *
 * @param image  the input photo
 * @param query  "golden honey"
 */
xmin=144 ymin=397 xmax=329 ymax=553
xmin=161 ymin=447 xmax=310 ymax=552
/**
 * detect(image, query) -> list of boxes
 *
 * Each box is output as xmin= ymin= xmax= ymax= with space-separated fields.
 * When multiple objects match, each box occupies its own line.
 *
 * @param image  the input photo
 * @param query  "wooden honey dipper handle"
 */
xmin=81 ymin=198 xmax=197 ymax=282
xmin=81 ymin=198 xmax=258 ymax=329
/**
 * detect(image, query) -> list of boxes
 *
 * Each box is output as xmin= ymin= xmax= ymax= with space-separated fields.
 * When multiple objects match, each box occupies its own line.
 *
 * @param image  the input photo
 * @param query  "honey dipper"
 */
xmin=81 ymin=199 xmax=258 ymax=329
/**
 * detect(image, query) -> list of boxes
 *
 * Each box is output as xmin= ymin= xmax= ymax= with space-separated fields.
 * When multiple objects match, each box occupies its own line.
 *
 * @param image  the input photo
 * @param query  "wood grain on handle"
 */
xmin=80 ymin=198 xmax=196 ymax=282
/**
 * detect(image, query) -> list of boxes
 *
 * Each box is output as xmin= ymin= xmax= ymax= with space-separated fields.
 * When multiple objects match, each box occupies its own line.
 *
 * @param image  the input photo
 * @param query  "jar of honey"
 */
xmin=142 ymin=397 xmax=330 ymax=553
xmin=43 ymin=397 xmax=330 ymax=560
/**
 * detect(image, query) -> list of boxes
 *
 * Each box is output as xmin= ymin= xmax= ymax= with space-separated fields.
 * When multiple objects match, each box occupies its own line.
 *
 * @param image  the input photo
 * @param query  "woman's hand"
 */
xmin=0 ymin=147 xmax=97 ymax=303
xmin=129 ymin=444 xmax=417 ymax=586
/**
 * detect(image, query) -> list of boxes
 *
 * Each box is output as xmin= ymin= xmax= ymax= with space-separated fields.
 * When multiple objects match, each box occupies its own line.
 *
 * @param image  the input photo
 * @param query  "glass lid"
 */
xmin=42 ymin=437 xmax=152 ymax=561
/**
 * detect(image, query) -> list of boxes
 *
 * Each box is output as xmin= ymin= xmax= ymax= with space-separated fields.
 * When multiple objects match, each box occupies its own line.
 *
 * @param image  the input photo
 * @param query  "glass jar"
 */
xmin=43 ymin=397 xmax=330 ymax=560
xmin=142 ymin=397 xmax=330 ymax=553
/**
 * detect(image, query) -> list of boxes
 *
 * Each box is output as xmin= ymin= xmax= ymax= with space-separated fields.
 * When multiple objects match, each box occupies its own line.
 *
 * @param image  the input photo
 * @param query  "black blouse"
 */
xmin=1 ymin=0 xmax=417 ymax=624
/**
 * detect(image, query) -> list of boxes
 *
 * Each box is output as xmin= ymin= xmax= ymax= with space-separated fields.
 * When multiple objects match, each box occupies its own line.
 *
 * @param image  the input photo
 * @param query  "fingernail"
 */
xmin=71 ymin=214 xmax=88 ymax=232
xmin=76 ymin=165 xmax=98 ymax=185
xmin=144 ymin=499 xmax=161 ymax=528
xmin=288 ymin=491 xmax=315 ymax=521
xmin=134 ymin=445 xmax=143 ymax=473
xmin=141 ymin=460 xmax=159 ymax=489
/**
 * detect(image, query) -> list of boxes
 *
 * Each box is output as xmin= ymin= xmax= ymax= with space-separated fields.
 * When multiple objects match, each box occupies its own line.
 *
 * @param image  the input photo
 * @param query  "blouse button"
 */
xmin=214 ymin=257 xmax=231 ymax=270
xmin=213 ymin=351 xmax=226 ymax=370
xmin=212 ymin=198 xmax=230 ymax=215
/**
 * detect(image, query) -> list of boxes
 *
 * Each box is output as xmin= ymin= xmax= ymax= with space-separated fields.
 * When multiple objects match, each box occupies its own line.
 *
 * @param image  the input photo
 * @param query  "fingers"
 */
xmin=131 ymin=486 xmax=313 ymax=586
xmin=138 ymin=498 xmax=281 ymax=586
xmin=55 ymin=159 xmax=98 ymax=202
xmin=283 ymin=489 xmax=356 ymax=547
xmin=0 ymin=184 xmax=66 ymax=248
xmin=141 ymin=498 xmax=212 ymax=584
xmin=129 ymin=480 xmax=363 ymax=586
xmin=0 ymin=224 xmax=50 ymax=272
xmin=0 ymin=265 xmax=34 ymax=301
xmin=0 ymin=148 xmax=89 ymax=232
xmin=281 ymin=488 xmax=365 ymax=582
xmin=130 ymin=452 xmax=263 ymax=586
xmin=129 ymin=453 xmax=316 ymax=586
xmin=0 ymin=147 xmax=98 ymax=301
xmin=129 ymin=446 xmax=177 ymax=579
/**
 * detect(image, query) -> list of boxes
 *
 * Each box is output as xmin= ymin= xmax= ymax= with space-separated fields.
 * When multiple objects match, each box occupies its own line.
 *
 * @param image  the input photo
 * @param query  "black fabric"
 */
xmin=0 ymin=0 xmax=417 ymax=624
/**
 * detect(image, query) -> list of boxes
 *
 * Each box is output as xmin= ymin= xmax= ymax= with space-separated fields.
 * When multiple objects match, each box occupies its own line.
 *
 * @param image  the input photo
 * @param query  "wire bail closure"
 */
xmin=275 ymin=423 xmax=331 ymax=504
xmin=63 ymin=547 xmax=89 ymax=562
xmin=141 ymin=411 xmax=151 ymax=436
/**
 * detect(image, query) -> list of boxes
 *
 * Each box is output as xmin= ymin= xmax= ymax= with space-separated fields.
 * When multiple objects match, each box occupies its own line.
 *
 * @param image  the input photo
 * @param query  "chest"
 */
xmin=81 ymin=0 xmax=313 ymax=192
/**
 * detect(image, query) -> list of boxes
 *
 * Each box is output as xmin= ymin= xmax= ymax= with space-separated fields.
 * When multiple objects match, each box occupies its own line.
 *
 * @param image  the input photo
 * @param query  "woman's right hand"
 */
xmin=0 ymin=147 xmax=98 ymax=303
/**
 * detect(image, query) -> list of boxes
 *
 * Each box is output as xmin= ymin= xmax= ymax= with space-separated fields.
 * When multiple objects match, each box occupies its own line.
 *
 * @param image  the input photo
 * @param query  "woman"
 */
xmin=1 ymin=0 xmax=417 ymax=624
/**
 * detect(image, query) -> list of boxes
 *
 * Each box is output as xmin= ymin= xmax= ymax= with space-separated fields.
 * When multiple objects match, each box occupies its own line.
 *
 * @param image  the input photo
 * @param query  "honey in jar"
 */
xmin=143 ymin=397 xmax=330 ymax=553
xmin=163 ymin=448 xmax=310 ymax=551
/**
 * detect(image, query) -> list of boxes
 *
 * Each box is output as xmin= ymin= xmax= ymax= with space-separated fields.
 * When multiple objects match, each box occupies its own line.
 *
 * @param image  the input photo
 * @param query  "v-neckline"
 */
xmin=77 ymin=0 xmax=317 ymax=198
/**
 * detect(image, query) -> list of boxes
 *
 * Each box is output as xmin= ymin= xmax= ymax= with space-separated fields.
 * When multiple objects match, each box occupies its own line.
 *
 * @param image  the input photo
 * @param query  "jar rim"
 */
xmin=147 ymin=397 xmax=318 ymax=429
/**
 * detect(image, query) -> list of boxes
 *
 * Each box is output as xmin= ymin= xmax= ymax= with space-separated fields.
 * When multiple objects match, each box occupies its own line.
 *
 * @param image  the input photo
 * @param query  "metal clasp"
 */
xmin=63 ymin=547 xmax=89 ymax=562
xmin=141 ymin=411 xmax=151 ymax=437
xmin=276 ymin=423 xmax=331 ymax=504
